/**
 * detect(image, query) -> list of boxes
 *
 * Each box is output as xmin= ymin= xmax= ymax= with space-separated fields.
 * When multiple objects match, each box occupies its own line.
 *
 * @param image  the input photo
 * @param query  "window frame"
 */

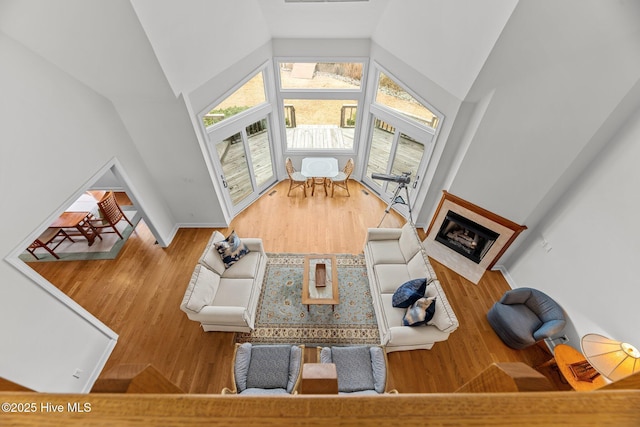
xmin=360 ymin=63 xmax=445 ymax=218
xmin=274 ymin=57 xmax=369 ymax=155
xmin=197 ymin=62 xmax=278 ymax=217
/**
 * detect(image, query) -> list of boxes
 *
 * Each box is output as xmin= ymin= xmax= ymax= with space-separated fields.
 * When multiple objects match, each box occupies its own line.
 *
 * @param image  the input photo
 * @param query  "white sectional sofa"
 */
xmin=363 ymin=223 xmax=459 ymax=352
xmin=180 ymin=231 xmax=267 ymax=332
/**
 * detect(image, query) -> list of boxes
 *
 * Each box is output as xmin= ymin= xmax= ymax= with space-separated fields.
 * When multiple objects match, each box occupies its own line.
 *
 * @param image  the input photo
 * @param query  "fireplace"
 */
xmin=435 ymin=211 xmax=500 ymax=264
xmin=425 ymin=191 xmax=527 ymax=284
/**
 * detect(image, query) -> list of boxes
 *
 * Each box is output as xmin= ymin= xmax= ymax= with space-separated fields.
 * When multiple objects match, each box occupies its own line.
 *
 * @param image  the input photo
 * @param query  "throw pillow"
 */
xmin=403 ymin=296 xmax=437 ymax=327
xmin=245 ymin=345 xmax=291 ymax=390
xmin=392 ymin=278 xmax=431 ymax=308
xmin=215 ymin=230 xmax=250 ymax=269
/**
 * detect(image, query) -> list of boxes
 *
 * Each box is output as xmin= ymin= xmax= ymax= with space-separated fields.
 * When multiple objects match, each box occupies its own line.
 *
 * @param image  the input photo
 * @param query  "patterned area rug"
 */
xmin=235 ymin=253 xmax=380 ymax=346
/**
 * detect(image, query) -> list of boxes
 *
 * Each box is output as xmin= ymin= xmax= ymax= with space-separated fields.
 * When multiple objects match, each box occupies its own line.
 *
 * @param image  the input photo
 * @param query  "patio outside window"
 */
xmin=277 ymin=61 xmax=366 ymax=152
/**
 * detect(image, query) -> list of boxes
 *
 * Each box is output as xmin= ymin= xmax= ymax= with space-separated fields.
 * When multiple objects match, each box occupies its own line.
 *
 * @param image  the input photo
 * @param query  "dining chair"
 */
xmin=329 ymin=158 xmax=354 ymax=197
xmin=90 ymin=191 xmax=134 ymax=239
xmin=27 ymin=227 xmax=74 ymax=260
xmin=285 ymin=157 xmax=307 ymax=197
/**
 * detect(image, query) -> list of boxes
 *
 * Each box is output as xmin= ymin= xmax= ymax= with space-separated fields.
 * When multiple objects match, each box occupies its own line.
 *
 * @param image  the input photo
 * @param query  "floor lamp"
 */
xmin=581 ymin=333 xmax=640 ymax=382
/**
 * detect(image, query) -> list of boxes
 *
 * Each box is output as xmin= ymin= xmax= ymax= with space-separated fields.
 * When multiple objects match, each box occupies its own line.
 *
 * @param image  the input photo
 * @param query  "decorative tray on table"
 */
xmin=315 ymin=263 xmax=326 ymax=287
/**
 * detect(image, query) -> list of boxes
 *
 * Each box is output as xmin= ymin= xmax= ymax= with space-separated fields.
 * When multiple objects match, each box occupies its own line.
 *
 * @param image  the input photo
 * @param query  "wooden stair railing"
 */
xmin=91 ymin=364 xmax=184 ymax=394
xmin=0 ymin=377 xmax=34 ymax=392
xmin=455 ymin=362 xmax=554 ymax=393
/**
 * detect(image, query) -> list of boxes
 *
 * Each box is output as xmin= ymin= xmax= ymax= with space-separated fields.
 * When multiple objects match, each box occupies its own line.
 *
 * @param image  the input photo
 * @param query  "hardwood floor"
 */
xmin=26 ymin=180 xmax=569 ymax=394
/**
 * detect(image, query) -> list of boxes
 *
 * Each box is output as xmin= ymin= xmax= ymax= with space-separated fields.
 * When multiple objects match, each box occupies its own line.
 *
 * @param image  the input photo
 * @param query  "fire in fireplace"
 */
xmin=435 ymin=211 xmax=500 ymax=264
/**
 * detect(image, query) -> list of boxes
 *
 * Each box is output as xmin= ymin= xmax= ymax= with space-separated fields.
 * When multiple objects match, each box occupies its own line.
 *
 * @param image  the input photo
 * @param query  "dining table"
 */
xmin=300 ymin=157 xmax=339 ymax=196
xmin=50 ymin=192 xmax=102 ymax=246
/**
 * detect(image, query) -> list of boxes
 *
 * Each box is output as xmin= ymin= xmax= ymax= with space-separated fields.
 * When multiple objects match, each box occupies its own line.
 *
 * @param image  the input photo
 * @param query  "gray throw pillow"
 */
xmin=246 ymin=345 xmax=291 ymax=390
xmin=331 ymin=346 xmax=375 ymax=392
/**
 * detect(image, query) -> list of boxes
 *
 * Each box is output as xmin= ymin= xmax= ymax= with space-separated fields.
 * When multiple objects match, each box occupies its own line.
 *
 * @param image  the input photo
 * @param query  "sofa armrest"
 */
xmin=366 ymin=228 xmax=403 ymax=242
xmin=243 ymin=238 xmax=265 ymax=254
xmin=197 ymin=306 xmax=247 ymax=325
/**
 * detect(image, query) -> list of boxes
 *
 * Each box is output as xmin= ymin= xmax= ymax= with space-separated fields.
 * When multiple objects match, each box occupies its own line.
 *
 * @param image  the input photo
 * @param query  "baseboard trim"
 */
xmin=492 ymin=264 xmax=518 ymax=290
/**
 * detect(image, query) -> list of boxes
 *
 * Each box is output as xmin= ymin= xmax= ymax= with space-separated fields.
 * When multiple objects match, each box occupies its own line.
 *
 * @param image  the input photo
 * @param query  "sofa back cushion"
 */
xmin=181 ymin=264 xmax=220 ymax=313
xmin=245 ymin=345 xmax=292 ymax=390
xmin=199 ymin=231 xmax=227 ymax=275
xmin=398 ymin=223 xmax=421 ymax=262
xmin=407 ymin=250 xmax=429 ymax=279
xmin=331 ymin=346 xmax=375 ymax=393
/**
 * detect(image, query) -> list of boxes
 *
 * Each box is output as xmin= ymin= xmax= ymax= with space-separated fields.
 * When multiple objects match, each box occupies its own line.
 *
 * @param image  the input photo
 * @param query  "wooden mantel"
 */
xmin=425 ymin=191 xmax=527 ymax=283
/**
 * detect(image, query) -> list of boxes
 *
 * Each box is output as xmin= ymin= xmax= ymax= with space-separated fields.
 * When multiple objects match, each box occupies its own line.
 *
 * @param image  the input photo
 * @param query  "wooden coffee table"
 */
xmin=302 ymin=255 xmax=339 ymax=311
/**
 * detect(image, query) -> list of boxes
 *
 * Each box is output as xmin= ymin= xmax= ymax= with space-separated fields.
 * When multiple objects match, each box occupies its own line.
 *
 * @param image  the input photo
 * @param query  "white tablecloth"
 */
xmin=300 ymin=157 xmax=339 ymax=178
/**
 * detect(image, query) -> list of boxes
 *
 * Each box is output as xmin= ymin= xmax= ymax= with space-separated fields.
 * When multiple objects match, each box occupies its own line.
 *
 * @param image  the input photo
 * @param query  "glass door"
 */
xmin=212 ymin=117 xmax=275 ymax=214
xmin=364 ymin=116 xmax=432 ymax=220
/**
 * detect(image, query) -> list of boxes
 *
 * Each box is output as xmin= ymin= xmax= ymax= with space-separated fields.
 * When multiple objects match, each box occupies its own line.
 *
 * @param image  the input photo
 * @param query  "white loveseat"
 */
xmin=363 ymin=223 xmax=459 ymax=352
xmin=180 ymin=231 xmax=267 ymax=332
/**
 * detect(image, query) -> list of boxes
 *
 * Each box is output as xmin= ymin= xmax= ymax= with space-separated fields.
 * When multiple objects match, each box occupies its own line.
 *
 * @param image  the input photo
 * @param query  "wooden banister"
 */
xmin=0 ymin=377 xmax=34 ymax=392
xmin=91 ymin=364 xmax=184 ymax=394
xmin=1 ymin=391 xmax=639 ymax=425
xmin=455 ymin=362 xmax=553 ymax=393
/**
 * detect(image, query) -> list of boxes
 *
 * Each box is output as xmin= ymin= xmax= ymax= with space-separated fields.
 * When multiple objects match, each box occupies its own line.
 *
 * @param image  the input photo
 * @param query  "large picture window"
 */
xmin=200 ymin=66 xmax=277 ymax=216
xmin=202 ymin=72 xmax=267 ymax=128
xmin=362 ymin=65 xmax=443 ymax=219
xmin=276 ymin=60 xmax=366 ymax=152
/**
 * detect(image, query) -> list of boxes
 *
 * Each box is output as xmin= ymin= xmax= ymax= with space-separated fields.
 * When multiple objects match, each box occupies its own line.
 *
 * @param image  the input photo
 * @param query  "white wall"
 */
xmin=0 ymin=32 xmax=172 ymax=392
xmin=372 ymin=0 xmax=517 ymax=100
xmin=131 ymin=0 xmax=272 ymax=97
xmin=450 ymin=0 xmax=640 ymax=226
xmin=506 ymin=106 xmax=640 ymax=348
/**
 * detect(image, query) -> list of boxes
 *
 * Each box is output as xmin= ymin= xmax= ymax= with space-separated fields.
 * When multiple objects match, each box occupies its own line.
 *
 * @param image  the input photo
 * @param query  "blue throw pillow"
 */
xmin=214 ymin=230 xmax=250 ymax=269
xmin=392 ymin=278 xmax=429 ymax=308
xmin=403 ymin=296 xmax=437 ymax=327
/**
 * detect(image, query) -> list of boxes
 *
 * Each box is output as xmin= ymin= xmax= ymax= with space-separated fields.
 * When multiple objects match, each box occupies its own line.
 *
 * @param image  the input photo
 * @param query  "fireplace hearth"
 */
xmin=425 ymin=191 xmax=527 ymax=284
xmin=435 ymin=211 xmax=499 ymax=264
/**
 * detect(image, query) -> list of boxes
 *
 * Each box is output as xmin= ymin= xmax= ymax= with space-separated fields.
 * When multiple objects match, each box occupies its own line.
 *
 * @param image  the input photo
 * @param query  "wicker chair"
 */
xmin=285 ymin=157 xmax=307 ymax=197
xmin=90 ymin=191 xmax=134 ymax=239
xmin=329 ymin=158 xmax=354 ymax=197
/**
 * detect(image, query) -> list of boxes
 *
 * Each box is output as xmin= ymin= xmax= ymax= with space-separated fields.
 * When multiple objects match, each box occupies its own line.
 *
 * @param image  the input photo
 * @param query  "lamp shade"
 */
xmin=581 ymin=333 xmax=640 ymax=382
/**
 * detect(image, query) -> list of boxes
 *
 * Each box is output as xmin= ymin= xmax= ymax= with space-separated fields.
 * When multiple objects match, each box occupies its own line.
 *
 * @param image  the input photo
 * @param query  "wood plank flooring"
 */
xmin=26 ymin=180 xmax=569 ymax=394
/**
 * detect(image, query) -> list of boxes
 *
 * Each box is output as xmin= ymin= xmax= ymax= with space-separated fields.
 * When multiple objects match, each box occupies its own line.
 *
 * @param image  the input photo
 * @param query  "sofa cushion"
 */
xmin=374 ymin=264 xmax=412 ymax=294
xmin=287 ymin=345 xmax=303 ymax=393
xmin=331 ymin=346 xmax=375 ymax=392
xmin=182 ymin=264 xmax=220 ymax=313
xmin=222 ymin=251 xmax=261 ymax=279
xmin=392 ymin=278 xmax=427 ymax=308
xmin=234 ymin=343 xmax=252 ymax=392
xmin=246 ymin=345 xmax=291 ymax=389
xmin=212 ymin=278 xmax=254 ymax=308
xmin=398 ymin=223 xmax=422 ymax=262
xmin=369 ymin=346 xmax=386 ymax=393
xmin=403 ymin=296 xmax=437 ymax=326
xmin=215 ymin=230 xmax=250 ymax=269
xmin=407 ymin=250 xmax=430 ymax=279
xmin=199 ymin=231 xmax=227 ymax=275
xmin=368 ymin=240 xmax=406 ymax=264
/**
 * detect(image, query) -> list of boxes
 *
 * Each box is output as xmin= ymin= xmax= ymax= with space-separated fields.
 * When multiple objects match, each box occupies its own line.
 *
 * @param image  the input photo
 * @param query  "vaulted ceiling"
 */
xmin=0 ymin=0 xmax=518 ymax=104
